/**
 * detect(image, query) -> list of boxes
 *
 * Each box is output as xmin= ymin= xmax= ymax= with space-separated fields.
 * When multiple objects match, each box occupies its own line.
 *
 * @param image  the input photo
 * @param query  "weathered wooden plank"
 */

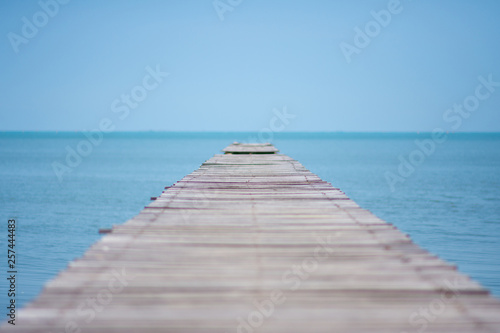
xmin=222 ymin=142 xmax=279 ymax=154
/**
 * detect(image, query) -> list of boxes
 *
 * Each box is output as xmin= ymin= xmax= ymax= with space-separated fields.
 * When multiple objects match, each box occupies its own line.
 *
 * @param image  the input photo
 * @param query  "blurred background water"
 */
xmin=1 ymin=131 xmax=499 ymax=307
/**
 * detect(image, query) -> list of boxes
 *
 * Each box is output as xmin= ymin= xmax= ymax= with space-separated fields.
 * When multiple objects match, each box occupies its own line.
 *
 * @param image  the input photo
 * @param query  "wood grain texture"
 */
xmin=3 ymin=143 xmax=500 ymax=333
xmin=222 ymin=142 xmax=279 ymax=154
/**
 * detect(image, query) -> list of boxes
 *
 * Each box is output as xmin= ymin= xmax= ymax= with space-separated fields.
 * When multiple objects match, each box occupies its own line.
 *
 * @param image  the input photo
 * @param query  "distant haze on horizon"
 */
xmin=1 ymin=0 xmax=499 ymax=132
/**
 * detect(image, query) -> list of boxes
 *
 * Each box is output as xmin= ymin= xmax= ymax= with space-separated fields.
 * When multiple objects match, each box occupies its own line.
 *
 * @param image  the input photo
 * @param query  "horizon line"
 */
xmin=2 ymin=130 xmax=500 ymax=134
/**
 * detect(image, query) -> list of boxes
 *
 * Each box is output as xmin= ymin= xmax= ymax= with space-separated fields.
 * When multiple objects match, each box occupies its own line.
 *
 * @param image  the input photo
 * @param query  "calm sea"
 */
xmin=1 ymin=132 xmax=499 ymax=308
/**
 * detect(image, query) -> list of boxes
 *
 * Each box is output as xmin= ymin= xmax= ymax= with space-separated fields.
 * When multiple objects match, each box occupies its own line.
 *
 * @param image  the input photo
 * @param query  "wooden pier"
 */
xmin=4 ymin=143 xmax=500 ymax=332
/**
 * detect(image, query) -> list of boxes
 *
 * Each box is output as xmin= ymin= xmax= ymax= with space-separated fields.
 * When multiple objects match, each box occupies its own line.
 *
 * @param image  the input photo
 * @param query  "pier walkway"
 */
xmin=3 ymin=143 xmax=500 ymax=332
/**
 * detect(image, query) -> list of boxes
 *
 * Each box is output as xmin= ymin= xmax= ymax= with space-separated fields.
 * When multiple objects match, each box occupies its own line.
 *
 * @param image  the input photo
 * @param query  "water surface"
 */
xmin=1 ymin=132 xmax=499 ymax=307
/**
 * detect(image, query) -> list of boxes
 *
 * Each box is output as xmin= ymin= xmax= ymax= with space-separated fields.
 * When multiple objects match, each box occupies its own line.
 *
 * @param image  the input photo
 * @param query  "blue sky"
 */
xmin=1 ymin=0 xmax=499 ymax=131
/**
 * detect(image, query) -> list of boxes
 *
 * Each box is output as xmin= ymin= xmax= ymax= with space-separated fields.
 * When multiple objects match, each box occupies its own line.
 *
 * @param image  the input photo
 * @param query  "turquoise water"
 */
xmin=1 ymin=132 xmax=499 ymax=308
